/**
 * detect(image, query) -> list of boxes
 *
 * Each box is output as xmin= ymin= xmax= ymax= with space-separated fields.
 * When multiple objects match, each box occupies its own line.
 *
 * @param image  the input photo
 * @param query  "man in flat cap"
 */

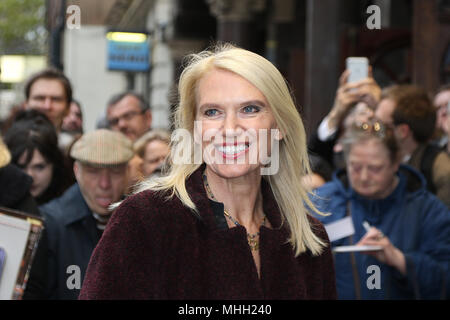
xmin=23 ymin=129 xmax=133 ymax=300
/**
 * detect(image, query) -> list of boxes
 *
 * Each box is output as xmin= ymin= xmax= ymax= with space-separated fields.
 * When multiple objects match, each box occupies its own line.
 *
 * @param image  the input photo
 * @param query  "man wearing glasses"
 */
xmin=106 ymin=92 xmax=153 ymax=191
xmin=106 ymin=92 xmax=152 ymax=142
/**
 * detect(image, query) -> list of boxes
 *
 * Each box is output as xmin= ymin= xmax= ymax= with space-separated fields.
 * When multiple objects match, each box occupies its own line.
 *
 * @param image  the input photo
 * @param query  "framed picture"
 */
xmin=0 ymin=207 xmax=44 ymax=300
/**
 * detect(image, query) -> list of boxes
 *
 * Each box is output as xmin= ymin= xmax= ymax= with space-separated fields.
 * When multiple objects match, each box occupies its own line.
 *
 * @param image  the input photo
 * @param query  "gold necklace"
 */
xmin=203 ymin=170 xmax=266 ymax=251
xmin=223 ymin=209 xmax=266 ymax=251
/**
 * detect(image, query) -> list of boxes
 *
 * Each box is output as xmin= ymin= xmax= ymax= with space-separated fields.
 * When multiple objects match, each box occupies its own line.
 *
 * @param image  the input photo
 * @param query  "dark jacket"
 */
xmin=0 ymin=163 xmax=39 ymax=216
xmin=311 ymin=165 xmax=450 ymax=299
xmin=308 ymin=127 xmax=337 ymax=170
xmin=24 ymin=184 xmax=100 ymax=300
xmin=79 ymin=165 xmax=337 ymax=300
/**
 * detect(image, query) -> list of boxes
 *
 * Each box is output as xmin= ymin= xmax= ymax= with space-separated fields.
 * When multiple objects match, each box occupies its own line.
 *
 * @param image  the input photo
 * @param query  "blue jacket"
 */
xmin=38 ymin=184 xmax=100 ymax=299
xmin=311 ymin=165 xmax=450 ymax=299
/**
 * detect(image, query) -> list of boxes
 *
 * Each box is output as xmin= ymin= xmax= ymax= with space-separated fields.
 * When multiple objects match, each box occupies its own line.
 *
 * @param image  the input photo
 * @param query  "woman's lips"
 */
xmin=215 ymin=143 xmax=250 ymax=159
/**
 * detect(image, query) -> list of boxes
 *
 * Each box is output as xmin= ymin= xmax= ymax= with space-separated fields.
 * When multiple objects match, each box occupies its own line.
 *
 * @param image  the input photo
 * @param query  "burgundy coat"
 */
xmin=79 ymin=166 xmax=337 ymax=300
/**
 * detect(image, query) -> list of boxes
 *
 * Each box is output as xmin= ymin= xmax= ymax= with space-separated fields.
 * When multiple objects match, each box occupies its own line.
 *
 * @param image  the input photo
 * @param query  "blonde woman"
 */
xmin=80 ymin=44 xmax=336 ymax=300
xmin=134 ymin=129 xmax=171 ymax=177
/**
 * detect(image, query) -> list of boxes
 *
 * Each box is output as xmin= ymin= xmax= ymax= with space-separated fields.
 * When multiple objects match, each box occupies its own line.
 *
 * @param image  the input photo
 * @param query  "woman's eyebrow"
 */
xmin=198 ymin=103 xmax=220 ymax=111
xmin=199 ymin=100 xmax=267 ymax=109
xmin=239 ymin=100 xmax=267 ymax=108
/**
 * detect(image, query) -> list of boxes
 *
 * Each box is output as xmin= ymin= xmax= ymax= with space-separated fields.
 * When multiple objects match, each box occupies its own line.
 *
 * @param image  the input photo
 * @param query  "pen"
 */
xmin=363 ymin=221 xmax=385 ymax=239
xmin=363 ymin=221 xmax=371 ymax=233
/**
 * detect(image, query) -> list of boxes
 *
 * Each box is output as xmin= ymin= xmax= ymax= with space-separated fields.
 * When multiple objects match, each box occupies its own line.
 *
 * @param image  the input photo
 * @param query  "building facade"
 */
xmin=54 ymin=0 xmax=449 ymax=134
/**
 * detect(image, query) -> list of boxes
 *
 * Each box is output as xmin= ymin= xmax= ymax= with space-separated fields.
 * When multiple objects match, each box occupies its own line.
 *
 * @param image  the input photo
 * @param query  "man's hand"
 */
xmin=327 ymin=68 xmax=381 ymax=131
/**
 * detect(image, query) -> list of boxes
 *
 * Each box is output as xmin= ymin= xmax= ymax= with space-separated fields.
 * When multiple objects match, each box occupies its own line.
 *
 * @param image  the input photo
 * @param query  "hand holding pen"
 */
xmin=362 ymin=221 xmax=385 ymax=240
xmin=357 ymin=221 xmax=407 ymax=275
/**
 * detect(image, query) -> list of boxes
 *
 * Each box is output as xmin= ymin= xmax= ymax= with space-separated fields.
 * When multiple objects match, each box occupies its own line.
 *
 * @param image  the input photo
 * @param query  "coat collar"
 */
xmin=184 ymin=164 xmax=285 ymax=233
xmin=39 ymin=183 xmax=101 ymax=246
xmin=55 ymin=184 xmax=94 ymax=226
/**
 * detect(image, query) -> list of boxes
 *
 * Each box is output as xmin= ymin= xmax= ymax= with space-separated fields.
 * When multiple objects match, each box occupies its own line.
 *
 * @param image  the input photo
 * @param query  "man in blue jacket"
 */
xmin=23 ymin=129 xmax=133 ymax=299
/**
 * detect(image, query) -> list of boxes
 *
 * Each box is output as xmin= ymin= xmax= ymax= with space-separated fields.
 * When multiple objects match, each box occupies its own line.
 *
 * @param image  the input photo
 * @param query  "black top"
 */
xmin=209 ymin=199 xmax=228 ymax=230
xmin=0 ymin=163 xmax=39 ymax=216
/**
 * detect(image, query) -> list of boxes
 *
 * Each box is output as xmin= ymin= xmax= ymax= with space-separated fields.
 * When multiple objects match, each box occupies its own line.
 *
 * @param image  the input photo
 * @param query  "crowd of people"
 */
xmin=0 ymin=68 xmax=170 ymax=299
xmin=0 ymin=42 xmax=448 ymax=300
xmin=306 ymin=65 xmax=450 ymax=299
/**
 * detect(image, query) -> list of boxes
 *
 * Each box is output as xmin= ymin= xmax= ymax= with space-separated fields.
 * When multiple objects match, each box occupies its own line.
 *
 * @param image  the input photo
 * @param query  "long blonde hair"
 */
xmin=136 ymin=43 xmax=327 ymax=256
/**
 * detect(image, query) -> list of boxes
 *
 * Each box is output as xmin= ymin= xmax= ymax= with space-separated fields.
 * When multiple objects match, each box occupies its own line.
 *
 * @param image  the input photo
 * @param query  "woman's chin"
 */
xmin=206 ymin=163 xmax=260 ymax=179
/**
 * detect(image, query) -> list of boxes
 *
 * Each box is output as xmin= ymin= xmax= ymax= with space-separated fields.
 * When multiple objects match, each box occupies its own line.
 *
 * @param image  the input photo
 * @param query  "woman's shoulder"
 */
xmin=309 ymin=182 xmax=347 ymax=216
xmin=112 ymin=188 xmax=193 ymax=228
xmin=314 ymin=178 xmax=345 ymax=196
xmin=120 ymin=188 xmax=169 ymax=210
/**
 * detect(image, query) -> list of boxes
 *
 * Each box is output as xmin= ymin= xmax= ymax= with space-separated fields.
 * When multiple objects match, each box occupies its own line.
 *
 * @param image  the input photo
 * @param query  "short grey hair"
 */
xmin=107 ymin=92 xmax=150 ymax=112
xmin=133 ymin=128 xmax=171 ymax=158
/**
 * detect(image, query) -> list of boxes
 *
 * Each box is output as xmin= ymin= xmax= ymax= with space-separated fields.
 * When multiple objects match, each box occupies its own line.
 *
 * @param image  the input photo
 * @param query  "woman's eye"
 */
xmin=204 ymin=109 xmax=219 ymax=117
xmin=242 ymin=105 xmax=260 ymax=113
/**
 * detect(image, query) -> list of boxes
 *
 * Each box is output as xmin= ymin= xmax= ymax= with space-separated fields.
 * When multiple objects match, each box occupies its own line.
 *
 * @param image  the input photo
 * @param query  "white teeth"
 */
xmin=217 ymin=144 xmax=248 ymax=154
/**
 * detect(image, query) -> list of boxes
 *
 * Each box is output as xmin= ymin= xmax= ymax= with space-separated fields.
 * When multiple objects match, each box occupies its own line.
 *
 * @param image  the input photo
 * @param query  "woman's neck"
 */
xmin=204 ymin=167 xmax=264 ymax=229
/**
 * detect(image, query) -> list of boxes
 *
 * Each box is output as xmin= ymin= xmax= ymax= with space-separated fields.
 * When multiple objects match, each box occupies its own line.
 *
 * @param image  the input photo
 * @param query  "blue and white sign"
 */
xmin=106 ymin=32 xmax=150 ymax=72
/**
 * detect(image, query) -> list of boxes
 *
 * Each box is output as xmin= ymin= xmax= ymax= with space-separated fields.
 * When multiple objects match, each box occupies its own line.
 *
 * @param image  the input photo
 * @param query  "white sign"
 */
xmin=324 ymin=216 xmax=355 ymax=242
xmin=0 ymin=214 xmax=31 ymax=300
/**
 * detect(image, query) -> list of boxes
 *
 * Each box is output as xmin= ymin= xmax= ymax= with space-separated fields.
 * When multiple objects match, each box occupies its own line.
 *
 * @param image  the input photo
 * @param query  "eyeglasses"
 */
xmin=108 ymin=110 xmax=145 ymax=127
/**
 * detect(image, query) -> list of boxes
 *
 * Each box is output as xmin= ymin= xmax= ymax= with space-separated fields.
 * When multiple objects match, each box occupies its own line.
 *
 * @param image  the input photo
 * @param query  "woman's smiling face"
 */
xmin=195 ymin=68 xmax=280 ymax=179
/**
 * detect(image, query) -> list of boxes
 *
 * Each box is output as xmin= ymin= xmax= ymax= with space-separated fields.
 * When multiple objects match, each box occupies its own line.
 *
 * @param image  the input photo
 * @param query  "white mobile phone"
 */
xmin=346 ymin=57 xmax=369 ymax=83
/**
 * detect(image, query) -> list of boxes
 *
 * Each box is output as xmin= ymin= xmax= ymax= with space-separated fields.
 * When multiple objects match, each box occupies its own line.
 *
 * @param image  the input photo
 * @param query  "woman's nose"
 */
xmin=223 ymin=112 xmax=238 ymax=132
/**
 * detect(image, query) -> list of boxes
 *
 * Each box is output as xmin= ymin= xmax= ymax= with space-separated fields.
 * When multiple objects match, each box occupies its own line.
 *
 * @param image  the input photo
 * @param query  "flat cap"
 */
xmin=71 ymin=129 xmax=133 ymax=166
